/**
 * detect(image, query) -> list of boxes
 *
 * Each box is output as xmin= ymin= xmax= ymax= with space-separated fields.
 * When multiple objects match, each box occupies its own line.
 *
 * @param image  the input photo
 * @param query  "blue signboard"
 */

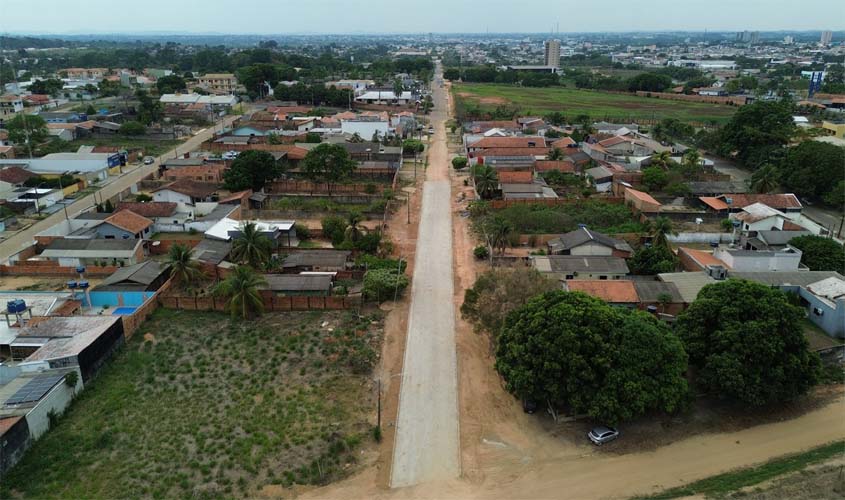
xmin=808 ymin=71 xmax=824 ymax=98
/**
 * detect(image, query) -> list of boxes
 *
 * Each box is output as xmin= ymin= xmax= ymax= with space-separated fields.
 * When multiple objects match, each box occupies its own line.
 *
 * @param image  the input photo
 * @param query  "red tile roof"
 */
xmin=498 ymin=171 xmax=534 ymax=184
xmin=0 ymin=166 xmax=35 ymax=184
xmin=154 ymin=179 xmax=218 ymax=199
xmin=470 ymin=136 xmax=546 ymax=149
xmin=680 ymin=247 xmax=729 ymax=269
xmin=550 ymin=137 xmax=576 ymax=148
xmin=625 ymin=187 xmax=661 ymax=206
xmin=700 ymin=196 xmax=729 ymax=211
xmin=116 ymin=201 xmax=177 ymax=218
xmin=566 ymin=280 xmax=639 ymax=303
xmin=535 ymin=160 xmax=576 ymax=173
xmin=718 ymin=193 xmax=802 ymax=210
xmin=475 ymin=147 xmax=549 ymax=158
xmin=104 ymin=210 xmax=153 ymax=234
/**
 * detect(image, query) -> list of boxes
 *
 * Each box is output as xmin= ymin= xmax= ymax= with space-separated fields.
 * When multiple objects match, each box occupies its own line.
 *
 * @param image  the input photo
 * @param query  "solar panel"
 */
xmin=4 ymin=373 xmax=66 ymax=406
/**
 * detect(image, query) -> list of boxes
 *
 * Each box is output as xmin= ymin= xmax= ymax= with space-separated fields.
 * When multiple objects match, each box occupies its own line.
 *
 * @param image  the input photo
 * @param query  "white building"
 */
xmin=821 ymin=30 xmax=833 ymax=46
xmin=354 ymin=90 xmax=415 ymax=105
xmin=340 ymin=117 xmax=391 ymax=139
xmin=544 ymin=40 xmax=561 ymax=68
xmin=0 ymin=95 xmax=24 ymax=117
xmin=713 ymin=245 xmax=803 ymax=272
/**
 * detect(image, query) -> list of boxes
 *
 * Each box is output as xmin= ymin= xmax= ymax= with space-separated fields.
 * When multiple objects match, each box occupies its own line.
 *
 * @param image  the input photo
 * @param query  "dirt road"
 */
xmin=390 ymin=61 xmax=460 ymax=488
xmin=0 ymin=116 xmax=239 ymax=262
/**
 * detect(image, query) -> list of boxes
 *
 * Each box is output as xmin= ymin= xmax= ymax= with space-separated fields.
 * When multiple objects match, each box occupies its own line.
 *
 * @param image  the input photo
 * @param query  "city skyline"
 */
xmin=2 ymin=0 xmax=843 ymax=35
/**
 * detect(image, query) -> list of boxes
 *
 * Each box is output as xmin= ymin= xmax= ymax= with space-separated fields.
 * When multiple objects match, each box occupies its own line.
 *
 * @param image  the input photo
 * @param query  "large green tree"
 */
xmin=4 ymin=113 xmax=48 ymax=146
xmin=301 ymin=143 xmax=356 ymax=196
xmin=495 ymin=291 xmax=689 ymax=424
xmin=677 ymin=280 xmax=821 ymax=406
xmin=222 ymin=150 xmax=282 ymax=192
xmin=716 ymin=100 xmax=795 ymax=170
xmin=779 ymin=141 xmax=845 ymax=202
xmin=788 ymin=235 xmax=845 ymax=273
xmin=628 ymin=244 xmax=677 ymax=275
xmin=135 ymin=89 xmax=162 ymax=125
xmin=231 ymin=222 xmax=273 ymax=269
xmin=155 ymin=74 xmax=186 ymax=94
xmin=214 ymin=265 xmax=267 ymax=319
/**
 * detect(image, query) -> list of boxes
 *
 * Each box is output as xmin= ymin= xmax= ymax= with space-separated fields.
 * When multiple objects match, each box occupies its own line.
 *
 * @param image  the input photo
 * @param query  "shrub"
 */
xmin=64 ymin=371 xmax=78 ymax=388
xmin=451 ymin=156 xmax=468 ymax=170
xmin=321 ymin=216 xmax=346 ymax=246
xmin=363 ymin=183 xmax=377 ymax=195
xmin=363 ymin=268 xmax=409 ymax=302
xmin=135 ymin=194 xmax=152 ymax=202
xmin=473 ymin=245 xmax=489 ymax=260
xmin=355 ymin=254 xmax=407 ymax=273
xmin=294 ymin=223 xmax=311 ymax=240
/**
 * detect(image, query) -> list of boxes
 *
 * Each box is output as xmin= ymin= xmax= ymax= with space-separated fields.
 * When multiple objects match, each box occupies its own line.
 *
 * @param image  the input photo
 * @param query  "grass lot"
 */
xmin=454 ymin=83 xmax=737 ymax=124
xmin=637 ymin=440 xmax=845 ymax=499
xmin=59 ymin=138 xmax=183 ymax=158
xmin=481 ymin=200 xmax=646 ymax=235
xmin=1 ymin=308 xmax=384 ymax=499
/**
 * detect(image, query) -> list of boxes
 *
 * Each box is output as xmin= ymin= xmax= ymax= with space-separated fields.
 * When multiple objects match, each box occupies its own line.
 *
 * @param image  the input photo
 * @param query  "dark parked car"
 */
xmin=522 ymin=399 xmax=538 ymax=414
xmin=588 ymin=426 xmax=619 ymax=445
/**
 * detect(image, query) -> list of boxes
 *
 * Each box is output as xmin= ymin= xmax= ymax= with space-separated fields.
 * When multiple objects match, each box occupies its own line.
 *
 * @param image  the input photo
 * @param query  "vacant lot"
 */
xmin=454 ymin=83 xmax=737 ymax=124
xmin=479 ymin=200 xmax=645 ymax=235
xmin=2 ymin=308 xmax=384 ymax=499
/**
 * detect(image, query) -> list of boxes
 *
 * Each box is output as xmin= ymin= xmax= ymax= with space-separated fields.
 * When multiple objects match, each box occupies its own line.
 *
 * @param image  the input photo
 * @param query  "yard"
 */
xmin=478 ymin=200 xmax=646 ymax=236
xmin=52 ymin=137 xmax=184 ymax=158
xmin=453 ymin=83 xmax=737 ymax=124
xmin=1 ymin=308 xmax=384 ymax=499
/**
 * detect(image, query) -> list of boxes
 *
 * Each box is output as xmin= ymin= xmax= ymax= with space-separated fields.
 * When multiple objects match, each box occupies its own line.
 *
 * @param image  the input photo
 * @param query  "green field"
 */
xmin=454 ymin=83 xmax=737 ymax=124
xmin=1 ymin=309 xmax=383 ymax=498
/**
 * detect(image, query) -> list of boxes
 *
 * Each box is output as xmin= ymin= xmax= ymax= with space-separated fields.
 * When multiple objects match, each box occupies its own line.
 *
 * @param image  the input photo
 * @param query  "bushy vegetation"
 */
xmin=677 ymin=280 xmax=821 ymax=406
xmin=495 ymin=291 xmax=689 ymax=424
xmin=363 ymin=268 xmax=409 ymax=302
xmin=482 ymin=201 xmax=645 ymax=235
xmin=355 ymin=254 xmax=407 ymax=273
xmin=0 ymin=309 xmax=384 ymax=498
xmin=788 ymin=235 xmax=845 ymax=274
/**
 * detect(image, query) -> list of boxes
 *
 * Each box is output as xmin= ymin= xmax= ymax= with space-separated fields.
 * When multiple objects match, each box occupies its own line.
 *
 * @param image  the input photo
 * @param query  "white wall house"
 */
xmin=714 ymin=246 xmax=803 ymax=272
xmin=340 ymin=118 xmax=391 ymax=139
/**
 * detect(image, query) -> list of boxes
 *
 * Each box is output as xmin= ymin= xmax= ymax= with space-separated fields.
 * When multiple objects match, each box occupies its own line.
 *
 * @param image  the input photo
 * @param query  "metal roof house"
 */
xmin=261 ymin=274 xmax=333 ymax=296
xmin=94 ymin=261 xmax=171 ymax=292
xmin=547 ymin=227 xmax=633 ymax=258
xmin=531 ymin=255 xmax=629 ymax=281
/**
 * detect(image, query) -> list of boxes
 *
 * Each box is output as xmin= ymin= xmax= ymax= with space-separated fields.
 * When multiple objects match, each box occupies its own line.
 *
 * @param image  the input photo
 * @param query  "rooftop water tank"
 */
xmin=76 ymin=265 xmax=86 ymax=274
xmin=78 ymin=280 xmax=90 ymax=289
xmin=67 ymin=280 xmax=78 ymax=289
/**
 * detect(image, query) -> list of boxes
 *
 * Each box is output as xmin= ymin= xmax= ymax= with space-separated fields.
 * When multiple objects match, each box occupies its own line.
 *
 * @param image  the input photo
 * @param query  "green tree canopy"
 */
xmin=29 ymin=78 xmax=63 ymax=96
xmin=222 ymin=150 xmax=282 ymax=192
xmin=628 ymin=244 xmax=677 ymax=275
xmin=118 ymin=121 xmax=146 ymax=136
xmin=301 ymin=143 xmax=356 ymax=195
xmin=4 ymin=113 xmax=48 ymax=146
xmin=677 ymin=280 xmax=821 ymax=406
xmin=779 ymin=142 xmax=845 ymax=202
xmin=165 ymin=243 xmax=204 ymax=289
xmin=495 ymin=291 xmax=689 ymax=424
xmin=788 ymin=235 xmax=845 ymax=273
xmin=135 ymin=89 xmax=162 ymax=125
xmin=642 ymin=166 xmax=669 ymax=191
xmin=214 ymin=265 xmax=267 ymax=319
xmin=715 ymin=100 xmax=795 ymax=169
xmin=155 ymin=74 xmax=186 ymax=94
xmin=363 ymin=268 xmax=409 ymax=302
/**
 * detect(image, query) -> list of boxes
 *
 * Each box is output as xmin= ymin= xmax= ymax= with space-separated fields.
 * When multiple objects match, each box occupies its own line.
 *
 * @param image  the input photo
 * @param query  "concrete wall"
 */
xmin=668 ymin=232 xmax=733 ymax=244
xmin=800 ymin=289 xmax=845 ymax=338
xmin=715 ymin=249 xmax=802 ymax=272
xmin=569 ymin=242 xmax=613 ymax=256
xmin=24 ymin=368 xmax=83 ymax=440
xmin=95 ymin=223 xmax=136 ymax=240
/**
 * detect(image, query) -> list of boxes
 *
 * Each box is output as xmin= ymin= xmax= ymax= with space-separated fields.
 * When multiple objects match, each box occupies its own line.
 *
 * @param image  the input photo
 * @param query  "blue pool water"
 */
xmin=112 ymin=306 xmax=138 ymax=315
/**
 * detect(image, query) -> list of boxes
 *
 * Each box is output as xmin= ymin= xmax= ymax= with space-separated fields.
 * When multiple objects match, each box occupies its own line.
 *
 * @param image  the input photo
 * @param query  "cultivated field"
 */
xmin=2 ymin=308 xmax=384 ymax=499
xmin=454 ymin=83 xmax=737 ymax=124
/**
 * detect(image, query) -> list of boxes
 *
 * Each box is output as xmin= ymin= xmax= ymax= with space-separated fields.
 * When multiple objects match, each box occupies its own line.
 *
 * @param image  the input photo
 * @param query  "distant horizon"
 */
xmin=2 ymin=0 xmax=843 ymax=35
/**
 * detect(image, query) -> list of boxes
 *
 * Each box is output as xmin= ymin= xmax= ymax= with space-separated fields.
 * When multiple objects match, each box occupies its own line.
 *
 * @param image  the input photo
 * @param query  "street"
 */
xmin=0 ymin=115 xmax=239 ymax=262
xmin=390 ymin=61 xmax=460 ymax=488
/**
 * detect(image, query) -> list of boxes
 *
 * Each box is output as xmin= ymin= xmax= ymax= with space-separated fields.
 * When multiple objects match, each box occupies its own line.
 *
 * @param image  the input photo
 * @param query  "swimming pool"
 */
xmin=111 ymin=306 xmax=138 ymax=315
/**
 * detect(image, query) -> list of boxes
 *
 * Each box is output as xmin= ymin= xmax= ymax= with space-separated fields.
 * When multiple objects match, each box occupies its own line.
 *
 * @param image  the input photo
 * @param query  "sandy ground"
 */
xmin=292 ymin=66 xmax=845 ymax=500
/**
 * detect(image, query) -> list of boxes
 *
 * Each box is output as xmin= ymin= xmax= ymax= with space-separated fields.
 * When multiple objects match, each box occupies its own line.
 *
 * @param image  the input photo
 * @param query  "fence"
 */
xmin=267 ymin=180 xmax=391 ymax=195
xmin=490 ymin=197 xmax=625 ymax=209
xmin=121 ymin=277 xmax=174 ymax=339
xmin=0 ymin=261 xmax=119 ymax=277
xmin=159 ymin=293 xmax=361 ymax=312
xmin=634 ymin=91 xmax=748 ymax=107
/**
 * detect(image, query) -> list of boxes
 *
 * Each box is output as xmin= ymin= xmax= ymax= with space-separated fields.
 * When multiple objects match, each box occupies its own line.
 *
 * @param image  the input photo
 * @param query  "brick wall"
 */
xmin=266 ymin=180 xmax=390 ymax=195
xmin=0 ymin=261 xmax=119 ymax=277
xmin=159 ymin=293 xmax=361 ymax=312
xmin=150 ymin=238 xmax=201 ymax=256
xmin=490 ymin=197 xmax=624 ymax=209
xmin=634 ymin=91 xmax=748 ymax=106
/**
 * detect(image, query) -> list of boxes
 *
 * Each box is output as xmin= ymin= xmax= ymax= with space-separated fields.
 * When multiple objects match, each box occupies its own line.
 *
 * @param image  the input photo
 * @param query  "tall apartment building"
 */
xmin=821 ymin=30 xmax=833 ymax=46
xmin=749 ymin=31 xmax=760 ymax=44
xmin=544 ymin=39 xmax=561 ymax=68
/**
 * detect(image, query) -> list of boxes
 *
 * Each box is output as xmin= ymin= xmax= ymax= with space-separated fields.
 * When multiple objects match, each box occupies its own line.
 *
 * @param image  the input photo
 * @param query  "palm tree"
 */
xmin=166 ymin=243 xmax=203 ymax=288
xmin=392 ymin=79 xmax=404 ymax=103
xmin=231 ymin=222 xmax=273 ymax=269
xmin=344 ymin=211 xmax=366 ymax=244
xmin=750 ymin=164 xmax=780 ymax=194
xmin=473 ymin=165 xmax=498 ymax=199
xmin=548 ymin=147 xmax=565 ymax=161
xmin=349 ymin=132 xmax=364 ymax=143
xmin=650 ymin=216 xmax=677 ymax=252
xmin=485 ymin=216 xmax=514 ymax=256
xmin=214 ymin=265 xmax=267 ymax=319
xmin=650 ymin=151 xmax=673 ymax=170
xmin=682 ymin=149 xmax=702 ymax=169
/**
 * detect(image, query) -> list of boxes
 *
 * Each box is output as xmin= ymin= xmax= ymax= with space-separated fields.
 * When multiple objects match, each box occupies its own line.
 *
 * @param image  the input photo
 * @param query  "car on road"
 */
xmin=588 ymin=426 xmax=619 ymax=445
xmin=428 ymin=126 xmax=435 ymax=134
xmin=143 ymin=156 xmax=155 ymax=165
xmin=222 ymin=150 xmax=240 ymax=160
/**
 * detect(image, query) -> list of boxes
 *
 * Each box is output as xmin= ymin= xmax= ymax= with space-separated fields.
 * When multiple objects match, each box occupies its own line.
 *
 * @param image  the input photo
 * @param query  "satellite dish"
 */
xmin=695 ymin=218 xmax=703 ymax=225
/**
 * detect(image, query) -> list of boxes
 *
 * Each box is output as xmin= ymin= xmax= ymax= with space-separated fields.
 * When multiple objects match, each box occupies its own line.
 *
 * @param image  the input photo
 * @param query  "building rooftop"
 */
xmin=657 ymin=272 xmax=717 ymax=303
xmin=633 ymin=280 xmax=684 ymax=303
xmin=102 ymin=210 xmax=153 ymax=234
xmin=547 ymin=227 xmax=632 ymax=254
xmin=115 ymin=201 xmax=178 ymax=218
xmin=282 ymin=250 xmax=351 ymax=269
xmin=191 ymin=238 xmax=232 ymax=265
xmin=533 ymin=255 xmax=630 ymax=275
xmin=728 ymin=271 xmax=845 ymax=288
xmin=95 ymin=261 xmax=170 ymax=291
xmin=14 ymin=316 xmax=122 ymax=363
xmin=565 ymin=280 xmax=639 ymax=303
xmin=261 ymin=274 xmax=333 ymax=292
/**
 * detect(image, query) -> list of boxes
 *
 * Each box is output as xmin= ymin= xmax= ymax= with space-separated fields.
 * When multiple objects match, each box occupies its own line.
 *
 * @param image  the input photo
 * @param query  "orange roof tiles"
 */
xmin=550 ymin=137 xmax=576 ymax=148
xmin=719 ymin=193 xmax=802 ymax=210
xmin=700 ymin=196 xmax=729 ymax=211
xmin=498 ymin=171 xmax=533 ymax=184
xmin=625 ymin=188 xmax=660 ymax=205
xmin=566 ymin=280 xmax=639 ymax=303
xmin=475 ymin=147 xmax=549 ymax=158
xmin=470 ymin=136 xmax=546 ymax=149
xmin=680 ymin=247 xmax=729 ymax=269
xmin=103 ymin=210 xmax=153 ymax=234
xmin=116 ymin=202 xmax=177 ymax=218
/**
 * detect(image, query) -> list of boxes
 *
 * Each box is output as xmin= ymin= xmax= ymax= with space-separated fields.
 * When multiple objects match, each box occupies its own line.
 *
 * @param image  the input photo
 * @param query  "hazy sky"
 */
xmin=2 ymin=0 xmax=843 ymax=34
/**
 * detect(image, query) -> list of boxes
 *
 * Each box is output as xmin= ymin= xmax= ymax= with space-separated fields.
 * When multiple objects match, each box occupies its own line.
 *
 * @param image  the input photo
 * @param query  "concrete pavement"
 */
xmin=0 ymin=116 xmax=238 ymax=262
xmin=390 ymin=61 xmax=460 ymax=488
